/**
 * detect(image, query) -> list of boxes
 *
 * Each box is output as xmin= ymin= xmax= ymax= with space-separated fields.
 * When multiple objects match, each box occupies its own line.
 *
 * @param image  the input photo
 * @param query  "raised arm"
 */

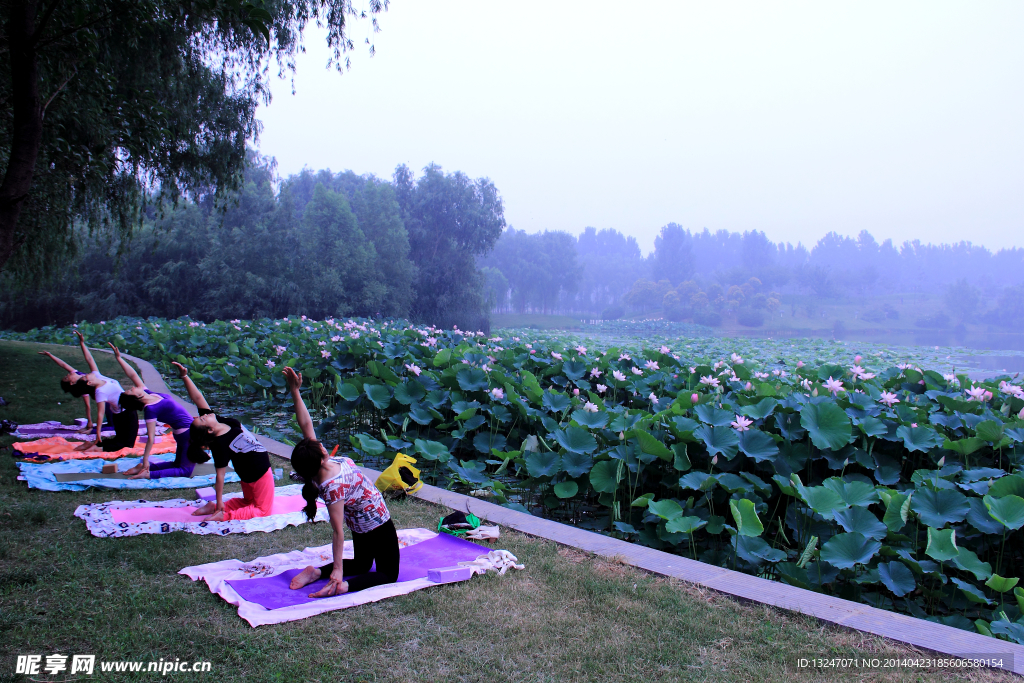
xmin=171 ymin=362 xmax=210 ymax=411
xmin=79 ymin=396 xmax=94 ymax=432
xmin=38 ymin=350 xmax=78 ymax=373
xmin=284 ymin=367 xmax=317 ymax=441
xmin=75 ymin=330 xmax=99 ymax=373
xmin=108 ymin=343 xmax=145 ymax=389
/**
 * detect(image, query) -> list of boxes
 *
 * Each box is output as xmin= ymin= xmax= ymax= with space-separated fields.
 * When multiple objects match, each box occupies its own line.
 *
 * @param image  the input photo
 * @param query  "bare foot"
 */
xmin=289 ymin=566 xmax=322 ymax=590
xmin=204 ymin=510 xmax=225 ymax=522
xmin=122 ymin=463 xmax=144 ymax=475
xmin=310 ymin=579 xmax=348 ymax=599
xmin=74 ymin=441 xmax=93 ymax=452
xmin=192 ymin=502 xmax=217 ymax=516
xmin=128 ymin=469 xmax=150 ymax=479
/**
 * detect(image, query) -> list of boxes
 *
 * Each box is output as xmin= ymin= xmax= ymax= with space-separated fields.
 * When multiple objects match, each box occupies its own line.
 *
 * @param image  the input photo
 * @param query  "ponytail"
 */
xmin=301 ymin=481 xmax=320 ymax=523
xmin=292 ymin=437 xmax=325 ymax=522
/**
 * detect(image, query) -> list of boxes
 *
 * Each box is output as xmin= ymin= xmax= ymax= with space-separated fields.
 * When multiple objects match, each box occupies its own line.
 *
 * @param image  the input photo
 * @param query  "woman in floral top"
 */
xmin=284 ymin=367 xmax=399 ymax=598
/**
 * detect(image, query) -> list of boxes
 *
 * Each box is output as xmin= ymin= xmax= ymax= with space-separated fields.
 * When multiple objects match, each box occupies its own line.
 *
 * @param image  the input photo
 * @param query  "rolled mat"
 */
xmin=226 ymin=532 xmax=489 ymax=610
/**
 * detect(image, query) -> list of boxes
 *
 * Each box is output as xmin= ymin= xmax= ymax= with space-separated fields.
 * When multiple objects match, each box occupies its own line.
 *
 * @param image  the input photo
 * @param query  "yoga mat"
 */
xmin=54 ymin=464 xmax=229 ymax=482
xmin=226 ymin=533 xmax=488 ymax=610
xmin=110 ymin=494 xmax=317 ymax=524
xmin=13 ymin=435 xmax=178 ymax=461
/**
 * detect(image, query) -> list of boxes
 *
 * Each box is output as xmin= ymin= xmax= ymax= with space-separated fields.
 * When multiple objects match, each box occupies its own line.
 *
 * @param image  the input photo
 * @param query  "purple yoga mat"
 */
xmin=226 ymin=533 xmax=488 ymax=610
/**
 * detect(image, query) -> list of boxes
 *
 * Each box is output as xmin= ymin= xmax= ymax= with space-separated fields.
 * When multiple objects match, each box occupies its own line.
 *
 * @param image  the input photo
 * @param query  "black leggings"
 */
xmin=100 ymin=408 xmax=139 ymax=452
xmin=318 ymin=519 xmax=400 ymax=593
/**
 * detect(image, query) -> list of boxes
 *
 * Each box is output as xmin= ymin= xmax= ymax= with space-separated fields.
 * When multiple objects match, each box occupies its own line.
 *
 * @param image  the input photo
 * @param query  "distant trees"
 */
xmin=395 ymin=163 xmax=506 ymax=330
xmin=0 ymin=159 xmax=504 ymax=331
xmin=480 ymin=228 xmax=582 ymax=314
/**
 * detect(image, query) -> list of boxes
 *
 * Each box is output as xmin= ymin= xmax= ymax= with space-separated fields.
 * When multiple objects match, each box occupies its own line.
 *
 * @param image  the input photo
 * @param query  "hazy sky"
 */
xmin=257 ymin=1 xmax=1024 ymax=255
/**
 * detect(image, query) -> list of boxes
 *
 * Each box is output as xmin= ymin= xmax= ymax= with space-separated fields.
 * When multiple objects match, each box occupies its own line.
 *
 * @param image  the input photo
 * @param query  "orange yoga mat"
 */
xmin=13 ymin=436 xmax=179 ymax=461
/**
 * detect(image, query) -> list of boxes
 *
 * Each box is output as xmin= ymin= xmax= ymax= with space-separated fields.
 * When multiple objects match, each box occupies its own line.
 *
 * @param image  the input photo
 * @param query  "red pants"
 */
xmin=223 ymin=468 xmax=275 ymax=521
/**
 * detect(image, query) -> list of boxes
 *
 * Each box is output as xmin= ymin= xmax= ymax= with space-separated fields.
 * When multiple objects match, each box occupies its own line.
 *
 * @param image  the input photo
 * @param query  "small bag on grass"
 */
xmin=375 ymin=452 xmax=423 ymax=496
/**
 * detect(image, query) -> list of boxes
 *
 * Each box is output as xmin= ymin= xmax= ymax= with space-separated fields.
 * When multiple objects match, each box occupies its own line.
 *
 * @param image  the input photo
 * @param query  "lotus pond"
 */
xmin=7 ymin=316 xmax=1024 ymax=645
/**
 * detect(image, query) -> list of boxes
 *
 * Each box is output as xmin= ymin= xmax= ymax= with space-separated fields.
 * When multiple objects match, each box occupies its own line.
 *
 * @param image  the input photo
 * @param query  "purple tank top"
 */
xmin=143 ymin=391 xmax=193 ymax=430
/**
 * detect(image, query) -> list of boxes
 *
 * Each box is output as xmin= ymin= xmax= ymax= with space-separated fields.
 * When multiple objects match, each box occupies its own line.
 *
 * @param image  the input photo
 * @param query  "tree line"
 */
xmin=480 ymin=223 xmax=1024 ymax=329
xmin=0 ymin=156 xmax=504 ymax=331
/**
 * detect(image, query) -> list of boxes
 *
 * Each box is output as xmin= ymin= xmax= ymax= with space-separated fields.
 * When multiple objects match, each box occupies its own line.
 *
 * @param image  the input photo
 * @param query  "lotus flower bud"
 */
xmin=855 ymin=355 xmax=863 ymax=363
xmin=745 ymin=382 xmax=752 ymax=391
xmin=573 ymin=388 xmax=580 ymax=396
xmin=711 ymin=455 xmax=718 ymax=466
xmin=812 ymin=388 xmax=818 ymax=397
xmin=937 ymin=456 xmax=945 ymax=467
xmin=691 ymin=393 xmax=699 ymax=405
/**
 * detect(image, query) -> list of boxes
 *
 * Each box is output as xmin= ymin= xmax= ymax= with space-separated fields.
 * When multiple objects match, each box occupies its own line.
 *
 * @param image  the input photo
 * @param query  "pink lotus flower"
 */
xmin=800 ymin=379 xmax=812 ymax=391
xmin=911 ymin=423 xmax=918 ymax=428
xmin=573 ymin=388 xmax=580 ymax=396
xmin=966 ymin=386 xmax=989 ymax=402
xmin=551 ymin=352 xmax=563 ymax=361
xmin=301 ymin=315 xmax=307 ymax=321
xmin=796 ymin=361 xmax=804 ymax=368
xmin=589 ymin=368 xmax=603 ymax=379
xmin=644 ymin=360 xmax=659 ymax=371
xmin=631 ymin=367 xmax=643 ymax=376
xmin=691 ymin=393 xmax=699 ymax=404
xmin=649 ymin=393 xmax=659 ymax=405
xmin=596 ymin=384 xmax=608 ymax=393
xmin=613 ymin=370 xmax=627 ymax=382
xmin=699 ymin=375 xmax=720 ymax=388
xmin=754 ymin=372 xmax=769 ymax=380
xmin=823 ymin=377 xmax=844 ymax=395
xmin=745 ymin=382 xmax=752 ymax=391
xmin=999 ymin=381 xmax=1024 ymax=399
xmin=660 ymin=345 xmax=670 ymax=354
xmin=318 ymin=340 xmax=327 ymax=346
xmin=274 ymin=345 xmax=286 ymax=356
xmin=405 ymin=364 xmax=421 ymax=376
xmin=619 ymin=353 xmax=632 ymax=361
xmin=321 ymin=350 xmax=331 ymax=358
xmin=689 ymin=366 xmax=696 ymax=373
xmin=575 ymin=345 xmax=587 ymax=355
xmin=350 ymin=332 xmax=360 ymax=339
xmin=878 ymin=391 xmax=900 ymax=407
xmin=855 ymin=355 xmax=863 ymax=363
xmin=530 ymin=350 xmax=536 ymax=355
xmin=1019 ymin=407 xmax=1024 ymax=419
xmin=490 ymin=388 xmax=504 ymax=400
xmin=265 ymin=360 xmax=276 ymax=369
xmin=583 ymin=401 xmax=599 ymax=413
xmin=731 ymin=353 xmax=744 ymax=364
xmin=481 ymin=364 xmax=491 ymax=372
xmin=731 ymin=415 xmax=753 ymax=432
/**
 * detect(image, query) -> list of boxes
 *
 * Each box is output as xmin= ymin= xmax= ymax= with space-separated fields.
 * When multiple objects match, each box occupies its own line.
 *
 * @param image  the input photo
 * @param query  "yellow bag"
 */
xmin=375 ymin=452 xmax=423 ymax=494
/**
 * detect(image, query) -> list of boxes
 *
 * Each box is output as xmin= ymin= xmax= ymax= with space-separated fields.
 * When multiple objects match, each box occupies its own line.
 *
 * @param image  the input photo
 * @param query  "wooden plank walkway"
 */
xmin=112 ymin=348 xmax=1024 ymax=675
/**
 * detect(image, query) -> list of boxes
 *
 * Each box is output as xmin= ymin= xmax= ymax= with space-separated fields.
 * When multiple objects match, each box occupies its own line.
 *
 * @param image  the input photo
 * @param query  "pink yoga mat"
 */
xmin=111 ymin=495 xmax=322 ymax=524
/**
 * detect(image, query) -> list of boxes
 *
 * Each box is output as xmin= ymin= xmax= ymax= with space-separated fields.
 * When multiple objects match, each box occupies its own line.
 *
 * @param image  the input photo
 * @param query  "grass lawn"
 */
xmin=0 ymin=341 xmax=1013 ymax=682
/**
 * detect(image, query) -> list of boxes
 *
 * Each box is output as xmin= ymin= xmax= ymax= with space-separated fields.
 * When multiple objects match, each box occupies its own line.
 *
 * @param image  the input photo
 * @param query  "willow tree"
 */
xmin=0 ymin=0 xmax=386 ymax=276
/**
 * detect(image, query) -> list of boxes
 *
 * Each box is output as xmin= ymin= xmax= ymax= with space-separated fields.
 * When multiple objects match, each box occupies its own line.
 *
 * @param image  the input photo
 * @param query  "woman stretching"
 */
xmin=171 ymin=362 xmax=276 ymax=522
xmin=41 ymin=331 xmax=138 ymax=452
xmin=107 ymin=345 xmax=197 ymax=479
xmin=285 ymin=367 xmax=399 ymax=598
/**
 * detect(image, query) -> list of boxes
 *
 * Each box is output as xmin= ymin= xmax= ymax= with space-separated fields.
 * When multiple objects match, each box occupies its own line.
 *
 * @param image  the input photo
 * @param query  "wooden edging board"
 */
xmin=109 ymin=348 xmax=1024 ymax=675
